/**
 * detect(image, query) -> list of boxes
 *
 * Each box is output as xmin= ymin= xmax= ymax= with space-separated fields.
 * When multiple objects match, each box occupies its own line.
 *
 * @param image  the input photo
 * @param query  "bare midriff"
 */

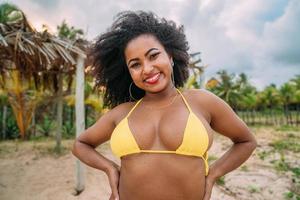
xmin=118 ymin=153 xmax=206 ymax=200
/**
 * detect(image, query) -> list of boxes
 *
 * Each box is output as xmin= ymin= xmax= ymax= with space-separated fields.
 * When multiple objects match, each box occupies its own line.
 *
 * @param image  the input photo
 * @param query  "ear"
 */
xmin=167 ymin=54 xmax=173 ymax=62
xmin=169 ymin=57 xmax=174 ymax=67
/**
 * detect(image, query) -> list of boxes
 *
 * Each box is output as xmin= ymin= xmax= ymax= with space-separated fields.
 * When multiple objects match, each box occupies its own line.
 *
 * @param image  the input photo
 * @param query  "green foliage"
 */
xmin=208 ymin=70 xmax=259 ymax=110
xmin=36 ymin=116 xmax=55 ymax=137
xmin=247 ymin=184 xmax=261 ymax=193
xmin=257 ymin=150 xmax=272 ymax=160
xmin=5 ymin=115 xmax=19 ymax=139
xmin=0 ymin=2 xmax=22 ymax=23
xmin=240 ymin=165 xmax=249 ymax=172
xmin=86 ymin=114 xmax=96 ymax=127
xmin=62 ymin=121 xmax=75 ymax=139
xmin=216 ymin=176 xmax=225 ymax=186
xmin=258 ymin=84 xmax=281 ymax=109
xmin=208 ymin=155 xmax=218 ymax=163
xmin=276 ymin=125 xmax=300 ymax=132
xmin=284 ymin=191 xmax=300 ymax=200
xmin=270 ymin=139 xmax=300 ymax=153
xmin=0 ymin=105 xmax=19 ymax=139
xmin=57 ymin=20 xmax=83 ymax=40
xmin=291 ymin=167 xmax=300 ymax=177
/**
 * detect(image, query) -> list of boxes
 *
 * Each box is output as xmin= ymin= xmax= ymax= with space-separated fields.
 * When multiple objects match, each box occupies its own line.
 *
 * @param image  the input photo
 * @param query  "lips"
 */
xmin=144 ymin=73 xmax=161 ymax=84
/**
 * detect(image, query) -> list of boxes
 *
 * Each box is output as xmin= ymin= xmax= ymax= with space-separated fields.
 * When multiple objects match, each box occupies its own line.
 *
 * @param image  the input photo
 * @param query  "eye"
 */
xmin=130 ymin=62 xmax=141 ymax=68
xmin=150 ymin=52 xmax=160 ymax=59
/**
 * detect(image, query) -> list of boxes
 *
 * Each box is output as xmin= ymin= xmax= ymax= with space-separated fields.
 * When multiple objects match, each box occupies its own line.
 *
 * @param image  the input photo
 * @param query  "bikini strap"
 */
xmin=126 ymin=98 xmax=143 ymax=118
xmin=176 ymin=88 xmax=192 ymax=112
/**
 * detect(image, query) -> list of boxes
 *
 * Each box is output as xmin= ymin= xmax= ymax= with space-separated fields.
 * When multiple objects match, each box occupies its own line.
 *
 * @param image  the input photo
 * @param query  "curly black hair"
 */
xmin=90 ymin=11 xmax=190 ymax=108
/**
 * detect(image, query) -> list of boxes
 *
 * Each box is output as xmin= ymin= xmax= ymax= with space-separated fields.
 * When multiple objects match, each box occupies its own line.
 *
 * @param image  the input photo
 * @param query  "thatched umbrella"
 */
xmin=0 ymin=3 xmax=87 ymax=193
xmin=0 ymin=4 xmax=86 ymax=139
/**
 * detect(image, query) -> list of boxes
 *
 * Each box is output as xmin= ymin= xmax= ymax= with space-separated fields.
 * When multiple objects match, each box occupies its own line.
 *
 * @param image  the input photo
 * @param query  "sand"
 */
xmin=0 ymin=127 xmax=298 ymax=200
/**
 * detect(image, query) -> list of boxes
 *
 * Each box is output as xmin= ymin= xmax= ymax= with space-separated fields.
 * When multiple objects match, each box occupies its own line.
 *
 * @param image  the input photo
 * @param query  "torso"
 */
xmin=113 ymin=89 xmax=214 ymax=200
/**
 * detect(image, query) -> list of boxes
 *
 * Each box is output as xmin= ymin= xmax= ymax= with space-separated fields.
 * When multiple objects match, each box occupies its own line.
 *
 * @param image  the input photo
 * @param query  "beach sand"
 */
xmin=0 ymin=127 xmax=298 ymax=200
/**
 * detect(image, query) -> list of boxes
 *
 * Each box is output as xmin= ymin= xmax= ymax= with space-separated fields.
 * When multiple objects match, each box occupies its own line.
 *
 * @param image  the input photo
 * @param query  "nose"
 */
xmin=143 ymin=62 xmax=154 ymax=74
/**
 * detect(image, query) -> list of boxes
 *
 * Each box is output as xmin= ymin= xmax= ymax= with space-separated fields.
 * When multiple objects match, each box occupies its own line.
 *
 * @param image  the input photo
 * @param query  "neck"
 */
xmin=143 ymin=83 xmax=177 ymax=103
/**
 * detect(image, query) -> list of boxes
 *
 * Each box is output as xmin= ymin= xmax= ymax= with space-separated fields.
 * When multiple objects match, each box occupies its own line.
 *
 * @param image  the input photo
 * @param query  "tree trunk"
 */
xmin=270 ymin=109 xmax=276 ymax=126
xmin=75 ymin=55 xmax=85 ymax=194
xmin=252 ymin=109 xmax=257 ymax=125
xmin=250 ymin=109 xmax=254 ymax=125
xmin=265 ymin=108 xmax=269 ymax=125
xmin=55 ymin=73 xmax=63 ymax=153
xmin=283 ymin=104 xmax=289 ymax=125
xmin=31 ymin=110 xmax=36 ymax=137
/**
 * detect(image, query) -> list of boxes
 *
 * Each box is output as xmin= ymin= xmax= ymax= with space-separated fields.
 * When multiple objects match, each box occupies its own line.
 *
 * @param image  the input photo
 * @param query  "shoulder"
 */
xmin=181 ymin=88 xmax=225 ymax=119
xmin=182 ymin=88 xmax=219 ymax=105
xmin=107 ymin=101 xmax=138 ymax=124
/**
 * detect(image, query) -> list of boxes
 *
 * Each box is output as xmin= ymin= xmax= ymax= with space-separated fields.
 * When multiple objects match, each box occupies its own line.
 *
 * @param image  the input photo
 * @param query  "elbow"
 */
xmin=249 ymin=136 xmax=257 ymax=152
xmin=72 ymin=139 xmax=79 ymax=157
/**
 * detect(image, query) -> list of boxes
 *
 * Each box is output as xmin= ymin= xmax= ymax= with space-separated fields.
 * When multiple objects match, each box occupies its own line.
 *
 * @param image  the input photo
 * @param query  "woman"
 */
xmin=72 ymin=11 xmax=257 ymax=200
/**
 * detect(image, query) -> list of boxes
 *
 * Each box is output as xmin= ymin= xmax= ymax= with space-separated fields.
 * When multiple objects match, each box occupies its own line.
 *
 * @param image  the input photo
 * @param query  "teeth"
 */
xmin=145 ymin=73 xmax=160 ymax=82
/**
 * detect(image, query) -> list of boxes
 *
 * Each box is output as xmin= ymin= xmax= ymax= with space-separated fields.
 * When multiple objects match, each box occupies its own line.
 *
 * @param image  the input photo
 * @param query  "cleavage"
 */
xmin=127 ymin=104 xmax=190 ymax=151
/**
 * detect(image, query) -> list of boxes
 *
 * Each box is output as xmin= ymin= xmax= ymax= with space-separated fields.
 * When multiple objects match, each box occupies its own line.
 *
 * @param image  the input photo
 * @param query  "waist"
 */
xmin=118 ymin=154 xmax=206 ymax=200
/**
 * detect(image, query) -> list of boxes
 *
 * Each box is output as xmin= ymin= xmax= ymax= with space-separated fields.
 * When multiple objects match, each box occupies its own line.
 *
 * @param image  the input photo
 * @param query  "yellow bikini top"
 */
xmin=110 ymin=89 xmax=209 ymax=175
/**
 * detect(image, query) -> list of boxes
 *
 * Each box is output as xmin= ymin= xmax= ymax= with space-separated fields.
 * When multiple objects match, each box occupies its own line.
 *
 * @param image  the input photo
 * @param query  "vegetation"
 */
xmin=0 ymin=3 xmax=299 ymax=200
xmin=207 ymin=72 xmax=300 ymax=127
xmin=1 ymin=2 xmax=299 ymax=142
xmin=0 ymin=2 xmax=85 ymax=142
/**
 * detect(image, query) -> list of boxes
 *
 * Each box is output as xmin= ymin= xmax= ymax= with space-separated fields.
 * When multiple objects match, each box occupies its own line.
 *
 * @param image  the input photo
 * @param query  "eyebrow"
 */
xmin=127 ymin=48 xmax=159 ymax=66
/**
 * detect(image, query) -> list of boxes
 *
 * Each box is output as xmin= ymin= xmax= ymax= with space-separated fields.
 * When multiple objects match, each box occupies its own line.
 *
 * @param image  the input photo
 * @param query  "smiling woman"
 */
xmin=72 ymin=11 xmax=257 ymax=200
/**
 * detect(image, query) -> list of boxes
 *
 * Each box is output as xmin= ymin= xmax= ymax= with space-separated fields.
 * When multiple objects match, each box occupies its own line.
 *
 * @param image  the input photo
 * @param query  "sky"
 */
xmin=4 ymin=0 xmax=300 ymax=90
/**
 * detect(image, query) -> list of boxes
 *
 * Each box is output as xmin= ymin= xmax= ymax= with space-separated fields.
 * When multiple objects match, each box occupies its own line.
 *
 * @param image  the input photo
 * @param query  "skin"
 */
xmin=72 ymin=34 xmax=257 ymax=200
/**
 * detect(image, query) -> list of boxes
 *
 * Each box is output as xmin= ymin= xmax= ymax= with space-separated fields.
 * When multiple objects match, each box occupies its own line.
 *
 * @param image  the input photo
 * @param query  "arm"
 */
xmin=206 ymin=90 xmax=257 ymax=179
xmin=199 ymin=90 xmax=257 ymax=199
xmin=72 ymin=107 xmax=120 ymax=200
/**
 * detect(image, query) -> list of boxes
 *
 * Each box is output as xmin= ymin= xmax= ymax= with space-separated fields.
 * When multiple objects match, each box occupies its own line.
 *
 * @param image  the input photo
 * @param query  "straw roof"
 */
xmin=0 ymin=8 xmax=86 ymax=90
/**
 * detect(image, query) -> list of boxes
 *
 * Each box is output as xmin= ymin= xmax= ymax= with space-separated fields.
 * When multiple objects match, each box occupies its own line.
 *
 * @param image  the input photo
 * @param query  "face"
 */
xmin=124 ymin=34 xmax=173 ymax=93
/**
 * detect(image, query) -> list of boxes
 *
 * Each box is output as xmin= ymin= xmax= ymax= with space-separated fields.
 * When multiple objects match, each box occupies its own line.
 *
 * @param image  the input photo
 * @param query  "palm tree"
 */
xmin=185 ymin=52 xmax=208 ymax=89
xmin=258 ymin=84 xmax=281 ymax=125
xmin=236 ymin=74 xmax=258 ymax=125
xmin=290 ymin=75 xmax=300 ymax=125
xmin=280 ymin=82 xmax=296 ymax=125
xmin=57 ymin=20 xmax=84 ymax=40
xmin=209 ymin=70 xmax=240 ymax=110
xmin=291 ymin=75 xmax=300 ymax=90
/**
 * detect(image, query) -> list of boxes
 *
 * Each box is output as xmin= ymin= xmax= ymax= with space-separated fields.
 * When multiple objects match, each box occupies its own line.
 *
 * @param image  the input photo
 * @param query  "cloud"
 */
xmin=7 ymin=0 xmax=300 ymax=90
xmin=261 ymin=0 xmax=300 ymax=65
xmin=174 ymin=0 xmax=299 ymax=89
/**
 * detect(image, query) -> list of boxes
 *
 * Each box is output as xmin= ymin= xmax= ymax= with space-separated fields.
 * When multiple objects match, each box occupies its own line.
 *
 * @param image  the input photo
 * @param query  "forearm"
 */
xmin=208 ymin=140 xmax=257 ymax=180
xmin=72 ymin=140 xmax=117 ymax=174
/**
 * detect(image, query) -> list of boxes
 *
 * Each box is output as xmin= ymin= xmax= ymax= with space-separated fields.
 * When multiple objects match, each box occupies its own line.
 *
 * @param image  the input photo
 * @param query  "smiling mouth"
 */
xmin=144 ymin=73 xmax=161 ymax=84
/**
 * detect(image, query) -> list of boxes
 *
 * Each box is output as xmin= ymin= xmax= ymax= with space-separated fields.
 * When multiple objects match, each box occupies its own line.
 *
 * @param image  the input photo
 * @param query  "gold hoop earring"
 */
xmin=171 ymin=60 xmax=175 ymax=88
xmin=171 ymin=71 xmax=175 ymax=88
xmin=129 ymin=82 xmax=138 ymax=101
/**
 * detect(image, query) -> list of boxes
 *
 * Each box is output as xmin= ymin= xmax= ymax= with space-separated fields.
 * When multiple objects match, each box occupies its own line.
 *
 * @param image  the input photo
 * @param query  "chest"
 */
xmin=127 ymin=101 xmax=213 ymax=151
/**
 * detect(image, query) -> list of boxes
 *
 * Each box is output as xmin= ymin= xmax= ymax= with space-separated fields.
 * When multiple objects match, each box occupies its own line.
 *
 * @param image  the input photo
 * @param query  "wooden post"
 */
xmin=75 ymin=55 xmax=85 ymax=193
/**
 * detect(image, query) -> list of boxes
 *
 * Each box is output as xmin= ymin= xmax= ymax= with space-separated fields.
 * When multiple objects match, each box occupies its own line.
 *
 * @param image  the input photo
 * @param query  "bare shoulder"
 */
xmin=109 ymin=101 xmax=137 ymax=124
xmin=182 ymin=88 xmax=219 ymax=106
xmin=75 ymin=101 xmax=138 ymax=147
